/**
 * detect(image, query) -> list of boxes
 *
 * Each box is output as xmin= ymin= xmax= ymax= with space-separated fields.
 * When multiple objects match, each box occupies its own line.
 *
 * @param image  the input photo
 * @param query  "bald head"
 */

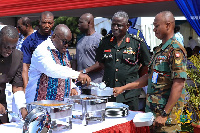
xmin=81 ymin=13 xmax=94 ymax=24
xmin=18 ymin=17 xmax=32 ymax=27
xmin=153 ymin=11 xmax=175 ymax=43
xmin=17 ymin=17 xmax=33 ymax=37
xmin=156 ymin=11 xmax=175 ymax=29
xmin=54 ymin=24 xmax=71 ymax=37
xmin=40 ymin=11 xmax=54 ymax=20
xmin=0 ymin=26 xmax=19 ymax=57
xmin=51 ymin=24 xmax=72 ymax=53
xmin=0 ymin=25 xmax=19 ymax=43
xmin=78 ymin=13 xmax=95 ymax=35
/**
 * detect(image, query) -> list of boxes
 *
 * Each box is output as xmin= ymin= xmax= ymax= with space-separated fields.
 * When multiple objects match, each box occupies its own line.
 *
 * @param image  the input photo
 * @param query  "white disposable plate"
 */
xmin=133 ymin=112 xmax=154 ymax=127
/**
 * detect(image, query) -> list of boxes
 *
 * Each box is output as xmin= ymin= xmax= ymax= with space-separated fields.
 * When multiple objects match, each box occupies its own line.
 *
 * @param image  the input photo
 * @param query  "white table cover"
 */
xmin=0 ymin=111 xmax=142 ymax=133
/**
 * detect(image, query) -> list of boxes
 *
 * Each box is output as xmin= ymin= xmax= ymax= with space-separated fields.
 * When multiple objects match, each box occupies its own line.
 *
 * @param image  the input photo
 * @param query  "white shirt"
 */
xmin=25 ymin=38 xmax=80 ymax=103
xmin=175 ymin=32 xmax=184 ymax=46
xmin=188 ymin=39 xmax=197 ymax=50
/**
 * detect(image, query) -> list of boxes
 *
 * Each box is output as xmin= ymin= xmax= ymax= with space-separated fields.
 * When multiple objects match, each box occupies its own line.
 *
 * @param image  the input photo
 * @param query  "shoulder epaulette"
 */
xmin=130 ymin=34 xmax=144 ymax=42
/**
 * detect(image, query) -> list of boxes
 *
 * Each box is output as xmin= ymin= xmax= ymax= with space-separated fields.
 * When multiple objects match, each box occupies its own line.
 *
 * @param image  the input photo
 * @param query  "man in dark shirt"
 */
xmin=0 ymin=26 xmax=27 ymax=124
xmin=21 ymin=11 xmax=54 ymax=89
xmin=84 ymin=11 xmax=150 ymax=110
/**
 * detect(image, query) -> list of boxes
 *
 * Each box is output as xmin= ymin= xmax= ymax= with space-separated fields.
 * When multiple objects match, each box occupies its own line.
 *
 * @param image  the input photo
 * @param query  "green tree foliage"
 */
xmin=53 ymin=16 xmax=80 ymax=35
xmin=186 ymin=54 xmax=200 ymax=122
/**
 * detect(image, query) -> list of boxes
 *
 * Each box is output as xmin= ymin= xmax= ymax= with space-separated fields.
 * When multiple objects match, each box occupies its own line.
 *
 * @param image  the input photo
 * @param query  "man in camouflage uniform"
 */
xmin=83 ymin=11 xmax=150 ymax=111
xmin=113 ymin=11 xmax=187 ymax=132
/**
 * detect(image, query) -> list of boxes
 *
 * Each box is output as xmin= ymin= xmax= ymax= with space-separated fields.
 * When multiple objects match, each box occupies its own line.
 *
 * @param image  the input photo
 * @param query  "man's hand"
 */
xmin=153 ymin=115 xmax=168 ymax=127
xmin=77 ymin=73 xmax=91 ymax=86
xmin=20 ymin=108 xmax=28 ymax=120
xmin=70 ymin=88 xmax=78 ymax=96
xmin=113 ymin=87 xmax=125 ymax=97
xmin=0 ymin=104 xmax=6 ymax=114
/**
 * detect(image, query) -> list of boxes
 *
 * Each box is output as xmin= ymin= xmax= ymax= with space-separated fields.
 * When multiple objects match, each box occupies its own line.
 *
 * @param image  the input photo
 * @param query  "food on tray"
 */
xmin=35 ymin=103 xmax=65 ymax=106
xmin=82 ymin=97 xmax=96 ymax=100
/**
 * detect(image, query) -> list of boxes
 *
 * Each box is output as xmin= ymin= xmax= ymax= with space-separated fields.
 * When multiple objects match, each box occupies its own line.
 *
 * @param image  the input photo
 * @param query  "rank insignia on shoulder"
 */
xmin=104 ymin=49 xmax=111 ymax=52
xmin=110 ymin=37 xmax=114 ymax=42
xmin=126 ymin=37 xmax=130 ymax=43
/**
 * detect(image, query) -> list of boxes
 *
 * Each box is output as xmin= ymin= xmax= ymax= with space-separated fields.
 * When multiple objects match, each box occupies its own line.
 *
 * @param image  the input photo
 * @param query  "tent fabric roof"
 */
xmin=0 ymin=0 xmax=173 ymax=17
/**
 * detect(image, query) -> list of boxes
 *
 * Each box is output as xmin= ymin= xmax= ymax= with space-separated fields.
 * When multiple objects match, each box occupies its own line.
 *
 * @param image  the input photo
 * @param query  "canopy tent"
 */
xmin=0 ymin=0 xmax=183 ymax=18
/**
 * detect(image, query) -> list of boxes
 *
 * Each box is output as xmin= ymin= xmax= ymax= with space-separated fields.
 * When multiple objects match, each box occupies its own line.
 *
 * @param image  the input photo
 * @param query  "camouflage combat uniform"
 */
xmin=96 ymin=32 xmax=150 ymax=110
xmin=146 ymin=36 xmax=187 ymax=132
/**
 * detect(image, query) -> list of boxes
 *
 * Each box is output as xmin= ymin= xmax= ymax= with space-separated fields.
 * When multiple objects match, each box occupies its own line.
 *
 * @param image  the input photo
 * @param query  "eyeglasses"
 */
xmin=55 ymin=34 xmax=72 ymax=46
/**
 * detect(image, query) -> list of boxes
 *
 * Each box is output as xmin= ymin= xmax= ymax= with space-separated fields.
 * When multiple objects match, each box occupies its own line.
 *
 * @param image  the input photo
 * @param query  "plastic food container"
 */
xmin=91 ymin=87 xmax=113 ymax=96
xmin=133 ymin=112 xmax=154 ymax=127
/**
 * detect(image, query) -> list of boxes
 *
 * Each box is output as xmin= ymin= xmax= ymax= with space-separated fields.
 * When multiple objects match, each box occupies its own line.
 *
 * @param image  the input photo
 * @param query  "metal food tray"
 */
xmin=27 ymin=100 xmax=73 ymax=119
xmin=23 ymin=107 xmax=51 ymax=133
xmin=105 ymin=102 xmax=129 ymax=117
xmin=68 ymin=95 xmax=107 ymax=111
xmin=91 ymin=87 xmax=113 ymax=96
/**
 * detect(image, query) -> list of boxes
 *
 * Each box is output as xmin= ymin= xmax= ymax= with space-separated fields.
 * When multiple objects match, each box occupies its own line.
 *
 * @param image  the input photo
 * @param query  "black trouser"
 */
xmin=108 ymin=95 xmax=116 ymax=102
xmin=0 ymin=87 xmax=9 ymax=124
xmin=108 ymin=95 xmax=139 ymax=111
xmin=123 ymin=97 xmax=139 ymax=111
xmin=0 ymin=103 xmax=9 ymax=124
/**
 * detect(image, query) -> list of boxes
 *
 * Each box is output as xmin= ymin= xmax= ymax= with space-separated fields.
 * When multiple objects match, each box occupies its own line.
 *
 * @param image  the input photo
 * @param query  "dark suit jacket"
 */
xmin=0 ymin=49 xmax=23 ymax=104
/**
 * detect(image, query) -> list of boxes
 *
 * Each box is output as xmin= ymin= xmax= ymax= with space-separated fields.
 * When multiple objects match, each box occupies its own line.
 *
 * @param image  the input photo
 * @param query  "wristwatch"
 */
xmin=161 ymin=110 xmax=170 ymax=117
xmin=83 ymin=69 xmax=87 ymax=74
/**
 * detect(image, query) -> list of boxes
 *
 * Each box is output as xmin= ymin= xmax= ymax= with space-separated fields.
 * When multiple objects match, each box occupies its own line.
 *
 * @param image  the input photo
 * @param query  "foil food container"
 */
xmin=105 ymin=102 xmax=129 ymax=117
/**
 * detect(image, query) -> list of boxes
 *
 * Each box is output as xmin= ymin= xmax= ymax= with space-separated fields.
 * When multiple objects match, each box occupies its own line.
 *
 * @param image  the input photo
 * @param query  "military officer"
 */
xmin=83 ymin=11 xmax=150 ymax=111
xmin=113 ymin=11 xmax=187 ymax=132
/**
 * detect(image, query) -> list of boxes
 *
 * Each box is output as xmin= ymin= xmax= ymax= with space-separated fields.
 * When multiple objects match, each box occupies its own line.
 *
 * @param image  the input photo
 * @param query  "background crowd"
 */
xmin=0 ymin=10 xmax=200 ymax=133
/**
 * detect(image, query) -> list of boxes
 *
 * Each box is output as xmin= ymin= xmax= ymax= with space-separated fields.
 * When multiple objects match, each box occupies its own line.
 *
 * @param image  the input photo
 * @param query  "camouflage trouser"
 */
xmin=150 ymin=124 xmax=181 ymax=133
